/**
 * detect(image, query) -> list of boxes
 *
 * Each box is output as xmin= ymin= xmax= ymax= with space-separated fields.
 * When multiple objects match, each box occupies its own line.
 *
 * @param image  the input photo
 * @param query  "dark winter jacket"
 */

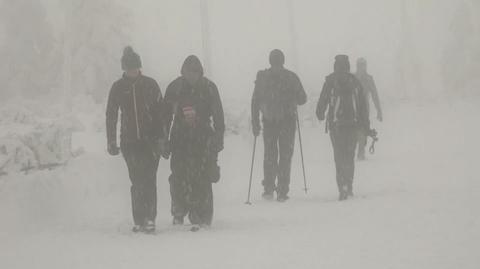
xmin=316 ymin=72 xmax=370 ymax=132
xmin=164 ymin=76 xmax=225 ymax=152
xmin=106 ymin=73 xmax=164 ymax=145
xmin=251 ymin=67 xmax=307 ymax=127
xmin=355 ymin=71 xmax=382 ymax=116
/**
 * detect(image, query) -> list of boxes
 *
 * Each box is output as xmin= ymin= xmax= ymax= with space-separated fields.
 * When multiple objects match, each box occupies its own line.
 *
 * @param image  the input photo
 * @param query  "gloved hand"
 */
xmin=367 ymin=129 xmax=378 ymax=139
xmin=209 ymin=134 xmax=224 ymax=153
xmin=316 ymin=110 xmax=325 ymax=121
xmin=162 ymin=140 xmax=171 ymax=159
xmin=377 ymin=112 xmax=383 ymax=122
xmin=152 ymin=138 xmax=170 ymax=159
xmin=252 ymin=123 xmax=261 ymax=137
xmin=107 ymin=141 xmax=120 ymax=156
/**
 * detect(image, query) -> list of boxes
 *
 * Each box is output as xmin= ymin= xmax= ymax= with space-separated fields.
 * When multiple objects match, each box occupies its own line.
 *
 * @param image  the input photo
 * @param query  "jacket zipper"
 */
xmin=132 ymin=81 xmax=140 ymax=140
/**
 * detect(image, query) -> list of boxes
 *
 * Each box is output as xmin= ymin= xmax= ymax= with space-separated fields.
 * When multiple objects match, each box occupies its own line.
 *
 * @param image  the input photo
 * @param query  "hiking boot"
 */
xmin=132 ymin=225 xmax=142 ymax=233
xmin=173 ymin=216 xmax=184 ymax=226
xmin=190 ymin=225 xmax=201 ymax=232
xmin=143 ymin=221 xmax=155 ymax=234
xmin=347 ymin=186 xmax=354 ymax=198
xmin=339 ymin=185 xmax=349 ymax=201
xmin=262 ymin=191 xmax=274 ymax=201
xmin=277 ymin=194 xmax=290 ymax=203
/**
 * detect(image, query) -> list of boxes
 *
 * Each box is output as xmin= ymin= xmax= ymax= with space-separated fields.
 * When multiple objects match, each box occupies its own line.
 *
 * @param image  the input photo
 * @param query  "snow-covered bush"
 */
xmin=0 ymin=138 xmax=38 ymax=174
xmin=0 ymin=102 xmax=86 ymax=175
xmin=0 ymin=105 xmax=38 ymax=125
xmin=20 ymin=123 xmax=73 ymax=167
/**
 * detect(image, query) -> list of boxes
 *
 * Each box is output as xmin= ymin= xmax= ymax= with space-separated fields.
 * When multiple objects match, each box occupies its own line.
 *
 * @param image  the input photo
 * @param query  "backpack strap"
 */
xmin=331 ymin=77 xmax=341 ymax=123
xmin=352 ymin=78 xmax=358 ymax=123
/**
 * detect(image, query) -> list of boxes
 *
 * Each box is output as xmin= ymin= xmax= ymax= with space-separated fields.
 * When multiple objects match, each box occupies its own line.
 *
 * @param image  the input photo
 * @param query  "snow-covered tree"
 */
xmin=60 ymin=0 xmax=132 ymax=103
xmin=0 ymin=0 xmax=60 ymax=102
xmin=395 ymin=0 xmax=422 ymax=100
xmin=442 ymin=1 xmax=475 ymax=94
xmin=200 ymin=0 xmax=213 ymax=77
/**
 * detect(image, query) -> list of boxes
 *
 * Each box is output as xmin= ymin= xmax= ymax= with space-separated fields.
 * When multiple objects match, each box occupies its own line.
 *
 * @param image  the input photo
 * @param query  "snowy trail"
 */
xmin=0 ymin=100 xmax=479 ymax=269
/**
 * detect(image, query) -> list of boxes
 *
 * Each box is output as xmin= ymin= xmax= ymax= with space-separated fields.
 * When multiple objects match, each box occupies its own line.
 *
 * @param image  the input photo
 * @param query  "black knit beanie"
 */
xmin=121 ymin=46 xmax=142 ymax=71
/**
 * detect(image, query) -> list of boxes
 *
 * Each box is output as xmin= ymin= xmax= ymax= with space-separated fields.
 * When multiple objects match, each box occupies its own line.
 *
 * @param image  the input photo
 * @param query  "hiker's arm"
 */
xmin=316 ymin=79 xmax=330 ymax=121
xmin=211 ymin=82 xmax=225 ymax=137
xmin=151 ymin=80 xmax=165 ymax=139
xmin=163 ymin=80 xmax=176 ymax=139
xmin=294 ymin=73 xmax=307 ymax=106
xmin=106 ymin=82 xmax=120 ymax=146
xmin=370 ymin=77 xmax=383 ymax=121
xmin=210 ymin=82 xmax=225 ymax=152
xmin=356 ymin=79 xmax=371 ymax=131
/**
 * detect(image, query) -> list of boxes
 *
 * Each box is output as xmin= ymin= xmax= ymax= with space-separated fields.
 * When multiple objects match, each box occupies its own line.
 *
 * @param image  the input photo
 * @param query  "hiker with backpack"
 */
xmin=106 ymin=46 xmax=168 ymax=233
xmin=355 ymin=58 xmax=383 ymax=160
xmin=164 ymin=55 xmax=225 ymax=231
xmin=251 ymin=49 xmax=307 ymax=202
xmin=316 ymin=55 xmax=372 ymax=201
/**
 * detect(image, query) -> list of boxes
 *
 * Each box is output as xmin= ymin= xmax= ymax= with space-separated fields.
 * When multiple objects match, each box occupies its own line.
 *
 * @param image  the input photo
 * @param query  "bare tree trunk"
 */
xmin=286 ymin=0 xmax=299 ymax=71
xmin=397 ymin=0 xmax=422 ymax=100
xmin=200 ymin=0 xmax=213 ymax=77
xmin=63 ymin=0 xmax=73 ymax=113
xmin=470 ymin=0 xmax=480 ymax=35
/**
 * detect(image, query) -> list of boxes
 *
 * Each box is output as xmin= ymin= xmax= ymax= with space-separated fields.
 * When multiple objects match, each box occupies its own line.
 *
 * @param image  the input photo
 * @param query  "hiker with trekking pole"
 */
xmin=249 ymin=49 xmax=307 ymax=203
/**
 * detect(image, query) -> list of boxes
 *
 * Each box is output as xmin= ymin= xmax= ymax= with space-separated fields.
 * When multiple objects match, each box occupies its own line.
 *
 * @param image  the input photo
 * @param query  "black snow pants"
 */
xmin=121 ymin=140 xmax=160 ymax=226
xmin=329 ymin=124 xmax=358 ymax=194
xmin=169 ymin=130 xmax=216 ymax=226
xmin=262 ymin=117 xmax=296 ymax=196
xmin=357 ymin=128 xmax=368 ymax=159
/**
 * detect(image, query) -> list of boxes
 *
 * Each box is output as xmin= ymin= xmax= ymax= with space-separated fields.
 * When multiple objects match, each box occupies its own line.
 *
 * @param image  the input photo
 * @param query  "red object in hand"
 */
xmin=182 ymin=106 xmax=196 ymax=127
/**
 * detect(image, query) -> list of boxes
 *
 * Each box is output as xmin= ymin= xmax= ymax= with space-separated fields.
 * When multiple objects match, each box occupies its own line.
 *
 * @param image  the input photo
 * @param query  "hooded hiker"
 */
xmin=164 ymin=55 xmax=225 ymax=231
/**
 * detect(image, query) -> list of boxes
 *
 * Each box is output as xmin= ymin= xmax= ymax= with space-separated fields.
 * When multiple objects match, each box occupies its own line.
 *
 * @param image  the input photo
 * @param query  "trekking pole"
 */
xmin=245 ymin=136 xmax=257 ymax=205
xmin=296 ymin=111 xmax=308 ymax=194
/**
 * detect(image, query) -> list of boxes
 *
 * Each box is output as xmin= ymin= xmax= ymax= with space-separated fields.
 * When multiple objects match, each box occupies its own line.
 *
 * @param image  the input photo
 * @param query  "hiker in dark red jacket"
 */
xmin=106 ymin=46 xmax=167 ymax=233
xmin=251 ymin=49 xmax=307 ymax=202
xmin=316 ymin=55 xmax=371 ymax=201
xmin=164 ymin=55 xmax=225 ymax=231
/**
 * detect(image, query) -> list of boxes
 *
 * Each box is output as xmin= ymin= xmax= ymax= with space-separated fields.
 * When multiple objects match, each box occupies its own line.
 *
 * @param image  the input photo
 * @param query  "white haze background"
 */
xmin=1 ymin=0 xmax=479 ymax=104
xmin=0 ymin=1 xmax=479 ymax=269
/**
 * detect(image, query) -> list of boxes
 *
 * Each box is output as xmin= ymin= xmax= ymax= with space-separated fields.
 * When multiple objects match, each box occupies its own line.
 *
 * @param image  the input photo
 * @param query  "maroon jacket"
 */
xmin=106 ymin=73 xmax=164 ymax=145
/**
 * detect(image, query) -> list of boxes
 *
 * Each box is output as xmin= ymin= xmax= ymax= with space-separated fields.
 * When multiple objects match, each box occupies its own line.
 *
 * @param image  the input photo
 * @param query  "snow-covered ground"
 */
xmin=0 ymin=98 xmax=479 ymax=269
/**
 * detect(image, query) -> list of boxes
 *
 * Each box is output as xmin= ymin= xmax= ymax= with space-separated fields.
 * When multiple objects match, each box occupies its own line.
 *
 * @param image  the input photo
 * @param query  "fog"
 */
xmin=1 ymin=0 xmax=479 ymax=105
xmin=1 ymin=1 xmax=480 ymax=268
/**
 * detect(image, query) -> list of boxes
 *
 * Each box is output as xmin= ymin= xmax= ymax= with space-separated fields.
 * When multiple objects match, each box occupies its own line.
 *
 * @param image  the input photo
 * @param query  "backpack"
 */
xmin=257 ymin=69 xmax=297 ymax=121
xmin=328 ymin=74 xmax=360 ymax=126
